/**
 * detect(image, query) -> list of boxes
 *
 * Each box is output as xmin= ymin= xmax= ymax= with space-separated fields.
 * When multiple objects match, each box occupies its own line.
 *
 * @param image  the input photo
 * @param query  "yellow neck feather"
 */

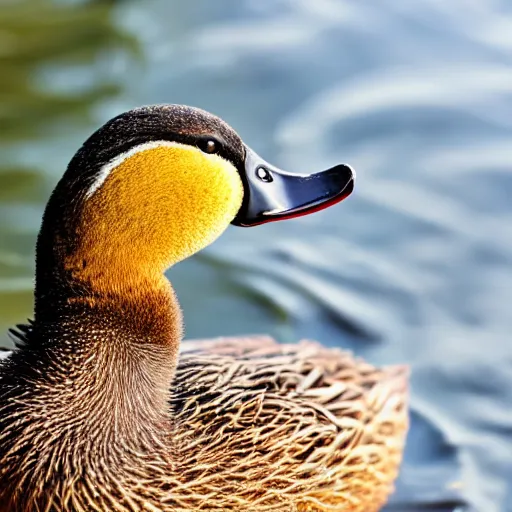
xmin=67 ymin=142 xmax=244 ymax=292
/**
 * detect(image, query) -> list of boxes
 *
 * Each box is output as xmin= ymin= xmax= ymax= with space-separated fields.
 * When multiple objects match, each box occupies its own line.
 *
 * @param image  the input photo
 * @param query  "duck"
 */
xmin=0 ymin=104 xmax=408 ymax=512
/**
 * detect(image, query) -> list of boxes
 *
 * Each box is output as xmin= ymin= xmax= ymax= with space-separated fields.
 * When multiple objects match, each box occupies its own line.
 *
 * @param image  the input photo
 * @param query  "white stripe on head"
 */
xmin=85 ymin=140 xmax=197 ymax=199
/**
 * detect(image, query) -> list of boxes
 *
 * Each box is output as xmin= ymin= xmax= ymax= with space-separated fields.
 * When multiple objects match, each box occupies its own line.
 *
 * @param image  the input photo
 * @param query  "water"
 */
xmin=1 ymin=0 xmax=511 ymax=510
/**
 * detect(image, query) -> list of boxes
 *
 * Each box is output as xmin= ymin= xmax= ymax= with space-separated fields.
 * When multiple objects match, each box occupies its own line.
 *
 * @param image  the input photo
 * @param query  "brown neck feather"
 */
xmin=35 ymin=282 xmax=179 ymax=414
xmin=30 ymin=231 xmax=183 ymax=439
xmin=0 ymin=286 xmax=180 ymax=507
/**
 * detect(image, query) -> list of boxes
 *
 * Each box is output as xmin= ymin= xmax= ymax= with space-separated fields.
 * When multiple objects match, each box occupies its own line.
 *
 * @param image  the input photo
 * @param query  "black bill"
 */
xmin=232 ymin=146 xmax=355 ymax=227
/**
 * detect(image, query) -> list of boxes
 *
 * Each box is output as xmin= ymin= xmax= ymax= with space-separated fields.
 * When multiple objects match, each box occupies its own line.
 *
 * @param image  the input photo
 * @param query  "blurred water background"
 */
xmin=1 ymin=0 xmax=512 ymax=510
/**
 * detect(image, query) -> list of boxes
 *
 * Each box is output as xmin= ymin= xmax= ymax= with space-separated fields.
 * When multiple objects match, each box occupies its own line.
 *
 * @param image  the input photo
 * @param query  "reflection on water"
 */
xmin=2 ymin=0 xmax=512 ymax=511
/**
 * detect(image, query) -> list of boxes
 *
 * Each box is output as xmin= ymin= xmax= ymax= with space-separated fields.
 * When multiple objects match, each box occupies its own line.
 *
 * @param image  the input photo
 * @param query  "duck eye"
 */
xmin=200 ymin=139 xmax=218 ymax=154
xmin=256 ymin=167 xmax=273 ymax=183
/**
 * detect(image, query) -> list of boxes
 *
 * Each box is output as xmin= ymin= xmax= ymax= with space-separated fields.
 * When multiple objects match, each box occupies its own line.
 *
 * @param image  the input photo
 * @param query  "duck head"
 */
xmin=36 ymin=105 xmax=354 ymax=299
